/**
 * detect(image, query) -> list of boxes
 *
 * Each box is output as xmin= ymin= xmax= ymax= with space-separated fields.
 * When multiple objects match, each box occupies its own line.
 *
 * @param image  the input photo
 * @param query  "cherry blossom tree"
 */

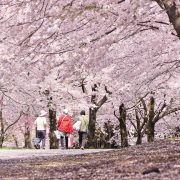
xmin=127 ymin=92 xmax=180 ymax=144
xmin=0 ymin=0 xmax=180 ymax=148
xmin=0 ymin=92 xmax=24 ymax=147
xmin=114 ymin=103 xmax=129 ymax=147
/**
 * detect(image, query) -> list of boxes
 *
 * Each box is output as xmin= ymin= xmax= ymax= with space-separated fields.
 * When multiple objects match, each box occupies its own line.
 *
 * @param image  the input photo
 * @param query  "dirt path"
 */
xmin=0 ymin=140 xmax=179 ymax=180
xmin=0 ymin=149 xmax=113 ymax=160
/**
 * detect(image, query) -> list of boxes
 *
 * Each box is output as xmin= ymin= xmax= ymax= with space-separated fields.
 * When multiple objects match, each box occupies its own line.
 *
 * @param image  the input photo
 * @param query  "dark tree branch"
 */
xmin=137 ymin=23 xmax=159 ymax=30
xmin=154 ymin=103 xmax=167 ymax=123
xmin=159 ymin=106 xmax=180 ymax=120
xmin=4 ymin=111 xmax=24 ymax=134
xmin=97 ymin=95 xmax=108 ymax=110
xmin=118 ymin=0 xmax=125 ymax=4
xmin=105 ymin=85 xmax=112 ymax=95
xmin=114 ymin=110 xmax=119 ymax=119
xmin=154 ymin=0 xmax=180 ymax=38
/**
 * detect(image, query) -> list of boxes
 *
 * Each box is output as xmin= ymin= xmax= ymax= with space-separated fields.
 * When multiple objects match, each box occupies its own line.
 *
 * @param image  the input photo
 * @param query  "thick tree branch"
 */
xmin=97 ymin=95 xmax=108 ymax=110
xmin=159 ymin=106 xmax=180 ymax=119
xmin=154 ymin=103 xmax=167 ymax=123
xmin=118 ymin=0 xmax=125 ymax=4
xmin=4 ymin=111 xmax=24 ymax=134
xmin=154 ymin=0 xmax=180 ymax=38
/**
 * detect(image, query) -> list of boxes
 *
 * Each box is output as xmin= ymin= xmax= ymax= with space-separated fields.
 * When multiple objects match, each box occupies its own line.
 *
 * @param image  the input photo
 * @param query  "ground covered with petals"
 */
xmin=0 ymin=140 xmax=179 ymax=180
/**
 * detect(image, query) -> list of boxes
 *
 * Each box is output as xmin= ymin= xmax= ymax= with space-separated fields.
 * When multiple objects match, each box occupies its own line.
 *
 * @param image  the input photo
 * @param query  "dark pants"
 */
xmin=37 ymin=130 xmax=46 ymax=149
xmin=60 ymin=132 xmax=69 ymax=149
xmin=60 ymin=136 xmax=69 ymax=149
xmin=78 ymin=131 xmax=87 ymax=148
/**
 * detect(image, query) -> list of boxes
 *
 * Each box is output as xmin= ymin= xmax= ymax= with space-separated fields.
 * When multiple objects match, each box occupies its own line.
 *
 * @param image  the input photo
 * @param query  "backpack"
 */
xmin=59 ymin=115 xmax=73 ymax=133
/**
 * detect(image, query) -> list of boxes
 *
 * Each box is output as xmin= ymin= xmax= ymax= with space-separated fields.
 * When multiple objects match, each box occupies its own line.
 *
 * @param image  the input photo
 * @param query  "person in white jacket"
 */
xmin=34 ymin=110 xmax=47 ymax=149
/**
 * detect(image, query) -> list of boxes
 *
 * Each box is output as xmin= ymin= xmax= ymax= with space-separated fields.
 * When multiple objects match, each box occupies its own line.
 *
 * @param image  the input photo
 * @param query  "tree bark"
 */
xmin=87 ymin=96 xmax=107 ymax=148
xmin=136 ymin=131 xmax=142 ymax=145
xmin=147 ymin=96 xmax=155 ymax=142
xmin=135 ymin=109 xmax=143 ymax=145
xmin=147 ymin=121 xmax=155 ymax=142
xmin=87 ymin=84 xmax=108 ymax=148
xmin=136 ymin=112 xmax=142 ymax=144
xmin=0 ymin=110 xmax=4 ymax=148
xmin=24 ymin=128 xmax=32 ymax=149
xmin=12 ymin=135 xmax=19 ymax=148
xmin=0 ymin=136 xmax=4 ymax=148
xmin=155 ymin=0 xmax=180 ymax=38
xmin=119 ymin=103 xmax=128 ymax=147
xmin=87 ymin=107 xmax=97 ymax=148
xmin=104 ymin=121 xmax=115 ymax=148
xmin=49 ymin=109 xmax=58 ymax=149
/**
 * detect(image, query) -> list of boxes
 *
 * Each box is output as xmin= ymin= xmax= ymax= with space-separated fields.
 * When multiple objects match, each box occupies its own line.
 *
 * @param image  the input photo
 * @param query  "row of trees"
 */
xmin=87 ymin=87 xmax=180 ymax=148
xmin=0 ymin=0 xmax=180 ymax=148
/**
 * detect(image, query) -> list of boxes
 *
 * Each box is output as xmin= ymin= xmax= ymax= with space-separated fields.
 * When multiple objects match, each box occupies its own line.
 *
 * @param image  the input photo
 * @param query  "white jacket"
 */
xmin=34 ymin=117 xmax=47 ymax=130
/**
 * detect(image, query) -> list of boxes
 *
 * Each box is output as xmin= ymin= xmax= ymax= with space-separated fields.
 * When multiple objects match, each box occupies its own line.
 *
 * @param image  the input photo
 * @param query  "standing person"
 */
xmin=78 ymin=110 xmax=89 ymax=150
xmin=57 ymin=109 xmax=73 ymax=149
xmin=34 ymin=110 xmax=47 ymax=149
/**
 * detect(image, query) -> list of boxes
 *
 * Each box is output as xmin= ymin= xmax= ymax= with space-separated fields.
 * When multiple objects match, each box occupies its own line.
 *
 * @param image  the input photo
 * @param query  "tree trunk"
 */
xmin=136 ymin=130 xmax=142 ymax=145
xmin=147 ymin=96 xmax=155 ymax=142
xmin=12 ymin=135 xmax=19 ymax=148
xmin=104 ymin=121 xmax=115 ymax=148
xmin=87 ymin=107 xmax=97 ymax=148
xmin=0 ymin=110 xmax=4 ymax=148
xmin=49 ymin=109 xmax=58 ymax=149
xmin=87 ymin=84 xmax=108 ymax=148
xmin=135 ymin=109 xmax=141 ymax=145
xmin=24 ymin=128 xmax=32 ymax=149
xmin=0 ymin=136 xmax=4 ymax=148
xmin=135 ymin=109 xmax=142 ymax=145
xmin=119 ymin=104 xmax=128 ymax=147
xmin=155 ymin=0 xmax=180 ymax=38
xmin=147 ymin=122 xmax=155 ymax=142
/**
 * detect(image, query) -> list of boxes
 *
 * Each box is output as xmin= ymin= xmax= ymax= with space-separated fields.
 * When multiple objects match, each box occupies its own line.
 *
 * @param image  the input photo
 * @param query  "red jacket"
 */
xmin=58 ymin=115 xmax=73 ymax=133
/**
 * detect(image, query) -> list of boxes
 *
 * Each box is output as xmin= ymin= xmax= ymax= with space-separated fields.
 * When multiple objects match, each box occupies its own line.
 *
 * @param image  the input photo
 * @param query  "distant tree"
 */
xmin=145 ymin=96 xmax=180 ymax=142
xmin=0 ymin=0 xmax=180 ymax=149
xmin=133 ymin=95 xmax=180 ymax=142
xmin=127 ymin=93 xmax=150 ymax=145
xmin=24 ymin=124 xmax=32 ymax=149
xmin=114 ymin=103 xmax=128 ymax=147
xmin=21 ymin=115 xmax=33 ymax=149
xmin=0 ymin=95 xmax=23 ymax=147
xmin=94 ymin=121 xmax=115 ymax=148
xmin=103 ymin=120 xmax=116 ymax=148
xmin=12 ymin=134 xmax=19 ymax=148
xmin=128 ymin=108 xmax=147 ymax=145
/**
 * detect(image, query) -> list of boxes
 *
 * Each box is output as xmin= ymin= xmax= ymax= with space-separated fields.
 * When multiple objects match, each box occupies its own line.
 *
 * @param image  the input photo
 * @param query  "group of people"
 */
xmin=34 ymin=109 xmax=89 ymax=150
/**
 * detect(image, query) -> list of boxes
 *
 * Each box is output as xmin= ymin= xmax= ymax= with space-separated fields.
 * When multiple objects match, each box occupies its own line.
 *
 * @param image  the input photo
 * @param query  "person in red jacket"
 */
xmin=57 ymin=109 xmax=73 ymax=149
